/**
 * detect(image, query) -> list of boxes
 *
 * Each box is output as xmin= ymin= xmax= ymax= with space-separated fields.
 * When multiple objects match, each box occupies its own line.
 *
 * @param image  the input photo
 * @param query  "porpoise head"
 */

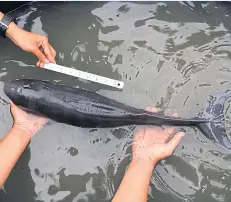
xmin=4 ymin=79 xmax=38 ymax=107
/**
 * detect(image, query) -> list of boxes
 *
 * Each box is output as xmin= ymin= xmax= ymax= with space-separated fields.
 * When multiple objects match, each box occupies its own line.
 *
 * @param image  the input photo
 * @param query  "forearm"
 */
xmin=0 ymin=12 xmax=4 ymax=19
xmin=112 ymin=159 xmax=156 ymax=202
xmin=0 ymin=127 xmax=31 ymax=188
xmin=0 ymin=11 xmax=21 ymax=43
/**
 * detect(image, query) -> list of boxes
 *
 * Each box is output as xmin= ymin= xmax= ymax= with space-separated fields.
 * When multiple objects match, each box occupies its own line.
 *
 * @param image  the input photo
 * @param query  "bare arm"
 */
xmin=0 ymin=11 xmax=19 ymax=38
xmin=0 ymin=102 xmax=47 ymax=188
xmin=0 ymin=12 xmax=4 ymax=19
xmin=0 ymin=127 xmax=31 ymax=188
xmin=112 ymin=107 xmax=185 ymax=202
xmin=0 ymin=11 xmax=56 ymax=67
xmin=112 ymin=159 xmax=155 ymax=202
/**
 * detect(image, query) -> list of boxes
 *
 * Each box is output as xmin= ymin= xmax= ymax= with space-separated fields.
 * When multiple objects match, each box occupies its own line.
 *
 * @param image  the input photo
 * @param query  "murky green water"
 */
xmin=1 ymin=2 xmax=231 ymax=202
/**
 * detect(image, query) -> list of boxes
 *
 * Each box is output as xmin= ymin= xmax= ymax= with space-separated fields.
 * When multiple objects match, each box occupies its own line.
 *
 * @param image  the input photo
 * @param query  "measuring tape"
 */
xmin=43 ymin=63 xmax=124 ymax=89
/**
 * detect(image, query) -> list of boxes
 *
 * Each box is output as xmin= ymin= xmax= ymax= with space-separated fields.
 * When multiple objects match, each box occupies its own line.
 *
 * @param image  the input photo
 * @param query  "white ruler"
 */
xmin=43 ymin=63 xmax=124 ymax=89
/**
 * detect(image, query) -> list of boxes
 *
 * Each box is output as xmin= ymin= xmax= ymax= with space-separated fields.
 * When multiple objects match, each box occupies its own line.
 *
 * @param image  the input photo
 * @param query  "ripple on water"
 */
xmin=1 ymin=1 xmax=231 ymax=202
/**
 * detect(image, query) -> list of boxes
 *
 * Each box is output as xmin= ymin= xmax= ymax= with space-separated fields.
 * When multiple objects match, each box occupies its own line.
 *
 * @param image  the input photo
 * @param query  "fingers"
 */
xmin=36 ymin=43 xmax=56 ymax=68
xmin=41 ymin=40 xmax=56 ymax=64
xmin=165 ymin=132 xmax=185 ymax=155
xmin=172 ymin=113 xmax=178 ymax=118
xmin=32 ymin=47 xmax=49 ymax=65
xmin=133 ymin=127 xmax=146 ymax=142
xmin=9 ymin=101 xmax=19 ymax=120
xmin=145 ymin=106 xmax=160 ymax=113
xmin=164 ymin=112 xmax=178 ymax=135
xmin=49 ymin=44 xmax=56 ymax=60
xmin=36 ymin=116 xmax=48 ymax=127
xmin=10 ymin=101 xmax=14 ymax=113
xmin=36 ymin=61 xmax=41 ymax=67
xmin=165 ymin=127 xmax=175 ymax=137
xmin=10 ymin=100 xmax=16 ymax=110
xmin=145 ymin=106 xmax=175 ymax=138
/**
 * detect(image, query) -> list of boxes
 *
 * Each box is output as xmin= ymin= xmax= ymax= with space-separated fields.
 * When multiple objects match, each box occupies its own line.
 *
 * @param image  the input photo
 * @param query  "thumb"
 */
xmin=31 ymin=48 xmax=49 ymax=65
xmin=10 ymin=100 xmax=15 ymax=109
xmin=10 ymin=101 xmax=16 ymax=117
xmin=165 ymin=132 xmax=185 ymax=155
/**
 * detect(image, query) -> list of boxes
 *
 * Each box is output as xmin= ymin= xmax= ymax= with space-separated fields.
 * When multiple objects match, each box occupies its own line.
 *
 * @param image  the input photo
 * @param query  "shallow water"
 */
xmin=1 ymin=1 xmax=231 ymax=202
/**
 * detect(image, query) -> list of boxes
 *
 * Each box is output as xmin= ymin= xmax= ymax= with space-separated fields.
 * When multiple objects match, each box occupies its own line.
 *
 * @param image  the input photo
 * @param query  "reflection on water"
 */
xmin=1 ymin=1 xmax=231 ymax=202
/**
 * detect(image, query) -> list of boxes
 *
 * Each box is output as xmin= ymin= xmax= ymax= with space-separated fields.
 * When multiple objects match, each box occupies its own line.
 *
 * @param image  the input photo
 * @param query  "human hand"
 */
xmin=132 ymin=107 xmax=185 ymax=168
xmin=6 ymin=23 xmax=56 ymax=68
xmin=10 ymin=101 xmax=47 ymax=138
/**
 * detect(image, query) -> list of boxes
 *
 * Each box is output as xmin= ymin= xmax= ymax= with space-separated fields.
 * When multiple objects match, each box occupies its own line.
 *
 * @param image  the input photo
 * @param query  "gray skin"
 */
xmin=3 ymin=79 xmax=231 ymax=151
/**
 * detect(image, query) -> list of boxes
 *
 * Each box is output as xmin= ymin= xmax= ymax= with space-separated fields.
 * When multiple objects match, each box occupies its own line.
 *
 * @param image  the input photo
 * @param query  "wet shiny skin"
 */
xmin=1 ymin=2 xmax=231 ymax=202
xmin=4 ymin=78 xmax=231 ymax=151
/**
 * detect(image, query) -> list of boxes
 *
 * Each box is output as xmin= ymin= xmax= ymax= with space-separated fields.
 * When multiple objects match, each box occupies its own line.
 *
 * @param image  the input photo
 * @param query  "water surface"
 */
xmin=1 ymin=2 xmax=231 ymax=202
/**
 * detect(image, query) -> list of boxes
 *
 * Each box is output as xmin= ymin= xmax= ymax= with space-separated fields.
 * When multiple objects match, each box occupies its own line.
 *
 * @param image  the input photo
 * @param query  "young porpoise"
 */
xmin=3 ymin=79 xmax=231 ymax=151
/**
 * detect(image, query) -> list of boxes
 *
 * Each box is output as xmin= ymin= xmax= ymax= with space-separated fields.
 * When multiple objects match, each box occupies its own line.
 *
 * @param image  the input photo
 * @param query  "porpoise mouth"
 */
xmin=3 ymin=80 xmax=23 ymax=102
xmin=3 ymin=81 xmax=13 ymax=97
